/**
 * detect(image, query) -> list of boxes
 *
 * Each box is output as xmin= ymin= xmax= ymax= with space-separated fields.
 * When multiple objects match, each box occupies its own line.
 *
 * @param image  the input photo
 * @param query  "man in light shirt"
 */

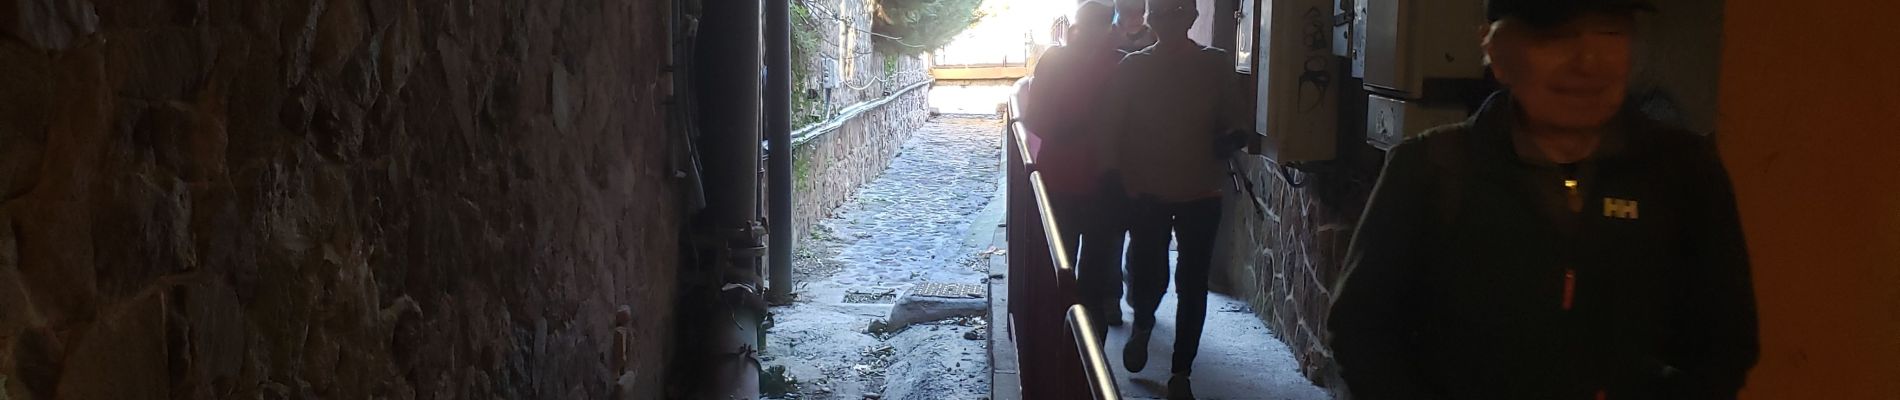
xmin=1093 ymin=0 xmax=1249 ymax=397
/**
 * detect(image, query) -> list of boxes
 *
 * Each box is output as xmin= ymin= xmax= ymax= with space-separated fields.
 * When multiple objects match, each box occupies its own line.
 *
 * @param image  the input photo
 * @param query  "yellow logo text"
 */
xmin=1603 ymin=198 xmax=1640 ymax=219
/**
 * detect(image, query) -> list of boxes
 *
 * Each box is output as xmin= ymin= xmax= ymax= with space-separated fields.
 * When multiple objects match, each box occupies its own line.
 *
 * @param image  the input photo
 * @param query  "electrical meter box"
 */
xmin=1255 ymin=0 xmax=1341 ymax=163
xmin=1367 ymin=94 xmax=1466 ymax=150
xmin=822 ymin=59 xmax=840 ymax=90
xmin=1362 ymin=0 xmax=1485 ymax=99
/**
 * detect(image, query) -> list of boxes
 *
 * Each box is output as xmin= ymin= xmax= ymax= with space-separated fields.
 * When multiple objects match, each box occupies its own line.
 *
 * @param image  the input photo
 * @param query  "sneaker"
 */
xmin=1167 ymin=374 xmax=1195 ymax=400
xmin=1123 ymin=327 xmax=1152 ymax=373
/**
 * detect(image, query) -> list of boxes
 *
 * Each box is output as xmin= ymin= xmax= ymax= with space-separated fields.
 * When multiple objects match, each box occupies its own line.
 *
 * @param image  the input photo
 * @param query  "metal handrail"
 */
xmin=1027 ymin=172 xmax=1076 ymax=278
xmin=1068 ymin=304 xmax=1122 ymax=400
xmin=1008 ymin=77 xmax=1121 ymax=400
xmin=790 ymin=78 xmax=935 ymax=146
xmin=1013 ymin=125 xmax=1036 ymax=172
xmin=1008 ymin=79 xmax=1038 ymax=173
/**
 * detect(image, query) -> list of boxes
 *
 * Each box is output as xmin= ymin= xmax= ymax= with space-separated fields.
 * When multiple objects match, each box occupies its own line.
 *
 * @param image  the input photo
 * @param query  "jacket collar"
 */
xmin=1469 ymin=90 xmax=1639 ymax=167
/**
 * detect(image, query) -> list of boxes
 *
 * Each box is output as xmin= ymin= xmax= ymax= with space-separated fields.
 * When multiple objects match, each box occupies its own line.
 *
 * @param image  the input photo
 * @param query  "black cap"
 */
xmin=1487 ymin=0 xmax=1656 ymax=27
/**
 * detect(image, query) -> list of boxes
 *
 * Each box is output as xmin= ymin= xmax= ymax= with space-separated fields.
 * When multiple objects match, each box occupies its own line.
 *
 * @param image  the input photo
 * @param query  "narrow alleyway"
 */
xmin=764 ymin=116 xmax=1005 ymax=400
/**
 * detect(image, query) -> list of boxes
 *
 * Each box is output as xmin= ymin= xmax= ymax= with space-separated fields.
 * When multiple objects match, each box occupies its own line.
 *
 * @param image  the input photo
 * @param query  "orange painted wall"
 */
xmin=1718 ymin=1 xmax=1900 ymax=398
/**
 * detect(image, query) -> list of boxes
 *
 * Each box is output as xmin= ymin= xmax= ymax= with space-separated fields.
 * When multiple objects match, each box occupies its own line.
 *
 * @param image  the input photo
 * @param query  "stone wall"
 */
xmin=1212 ymin=72 xmax=1385 ymax=386
xmin=786 ymin=82 xmax=933 ymax=248
xmin=1214 ymin=154 xmax=1374 ymax=383
xmin=792 ymin=0 xmax=933 ymax=129
xmin=0 ymin=0 xmax=685 ymax=399
xmin=783 ymin=0 xmax=934 ymax=253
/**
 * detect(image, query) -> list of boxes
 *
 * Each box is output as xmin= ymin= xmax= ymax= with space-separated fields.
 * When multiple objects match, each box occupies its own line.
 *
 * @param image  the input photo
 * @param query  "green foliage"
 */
xmin=791 ymin=2 xmax=820 ymax=79
xmin=883 ymin=53 xmax=899 ymax=81
xmin=791 ymin=1 xmax=825 ymax=130
xmin=873 ymin=0 xmax=986 ymax=55
xmin=793 ymin=153 xmax=813 ymax=194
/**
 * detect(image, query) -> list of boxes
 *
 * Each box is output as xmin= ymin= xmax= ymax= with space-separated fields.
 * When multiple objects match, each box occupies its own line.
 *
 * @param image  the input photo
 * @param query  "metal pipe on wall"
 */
xmin=693 ymin=0 xmax=765 ymax=397
xmin=766 ymin=0 xmax=795 ymax=303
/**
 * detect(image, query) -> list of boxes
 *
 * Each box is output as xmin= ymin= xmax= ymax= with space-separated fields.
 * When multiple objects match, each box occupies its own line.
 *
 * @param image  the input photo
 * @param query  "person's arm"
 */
xmin=1327 ymin=139 xmax=1442 ymax=400
xmin=1211 ymin=54 xmax=1249 ymax=157
xmin=1666 ymin=138 xmax=1760 ymax=399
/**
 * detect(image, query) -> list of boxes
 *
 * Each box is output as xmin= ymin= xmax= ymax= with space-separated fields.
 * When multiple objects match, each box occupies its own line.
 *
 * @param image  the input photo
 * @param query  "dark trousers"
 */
xmin=1126 ymin=196 xmax=1222 ymax=375
xmin=1049 ymin=192 xmax=1127 ymax=315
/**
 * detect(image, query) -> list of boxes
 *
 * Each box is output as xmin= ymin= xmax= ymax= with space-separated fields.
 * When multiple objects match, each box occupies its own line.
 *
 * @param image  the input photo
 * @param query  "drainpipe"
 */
xmin=765 ymin=0 xmax=795 ymax=304
xmin=694 ymin=0 xmax=765 ymax=397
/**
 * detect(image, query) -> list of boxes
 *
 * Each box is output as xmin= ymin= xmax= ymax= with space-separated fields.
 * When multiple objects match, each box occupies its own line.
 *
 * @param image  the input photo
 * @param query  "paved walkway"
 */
xmin=763 ymin=116 xmax=1004 ymax=400
xmin=1098 ymin=259 xmax=1333 ymax=400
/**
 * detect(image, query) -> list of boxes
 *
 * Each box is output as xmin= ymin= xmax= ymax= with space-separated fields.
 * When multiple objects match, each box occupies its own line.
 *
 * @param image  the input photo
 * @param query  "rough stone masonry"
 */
xmin=0 ymin=0 xmax=686 ymax=399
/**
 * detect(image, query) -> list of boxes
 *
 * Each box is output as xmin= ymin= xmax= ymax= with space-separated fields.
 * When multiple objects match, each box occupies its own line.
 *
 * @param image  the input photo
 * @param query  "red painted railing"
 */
xmin=1004 ymin=78 xmax=1122 ymax=400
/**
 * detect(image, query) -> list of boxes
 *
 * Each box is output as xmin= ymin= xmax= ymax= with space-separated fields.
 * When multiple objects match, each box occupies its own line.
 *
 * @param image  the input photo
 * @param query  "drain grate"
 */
xmin=843 ymin=290 xmax=898 ymax=304
xmin=909 ymin=282 xmax=985 ymax=299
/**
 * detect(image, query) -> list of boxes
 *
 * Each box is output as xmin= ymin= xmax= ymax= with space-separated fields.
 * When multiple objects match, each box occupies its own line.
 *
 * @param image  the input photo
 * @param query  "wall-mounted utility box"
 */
xmin=1367 ymin=94 xmax=1467 ymax=150
xmin=1256 ymin=0 xmax=1342 ymax=163
xmin=1362 ymin=0 xmax=1485 ymax=99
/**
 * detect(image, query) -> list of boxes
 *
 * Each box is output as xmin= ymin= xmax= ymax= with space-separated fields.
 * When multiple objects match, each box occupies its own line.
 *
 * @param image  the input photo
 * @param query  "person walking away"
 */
xmin=1025 ymin=0 xmax=1132 ymax=328
xmin=1093 ymin=0 xmax=1249 ymax=397
xmin=1327 ymin=1 xmax=1759 ymax=399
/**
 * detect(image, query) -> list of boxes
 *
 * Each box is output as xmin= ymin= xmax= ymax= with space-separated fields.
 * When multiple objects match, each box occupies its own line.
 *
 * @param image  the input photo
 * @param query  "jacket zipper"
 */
xmin=1564 ymin=178 xmax=1582 ymax=213
xmin=1558 ymin=169 xmax=1588 ymax=396
xmin=1564 ymin=167 xmax=1593 ymax=397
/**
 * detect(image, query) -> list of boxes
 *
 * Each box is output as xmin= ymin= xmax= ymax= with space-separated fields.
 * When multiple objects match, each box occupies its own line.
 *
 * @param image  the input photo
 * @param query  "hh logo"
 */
xmin=1603 ymin=198 xmax=1640 ymax=219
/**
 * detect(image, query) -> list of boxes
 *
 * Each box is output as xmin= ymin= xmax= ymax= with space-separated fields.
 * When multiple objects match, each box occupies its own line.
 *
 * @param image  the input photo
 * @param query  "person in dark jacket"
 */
xmin=1025 ymin=0 xmax=1130 ymax=327
xmin=1093 ymin=0 xmax=1249 ymax=397
xmin=1326 ymin=1 xmax=1760 ymax=399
